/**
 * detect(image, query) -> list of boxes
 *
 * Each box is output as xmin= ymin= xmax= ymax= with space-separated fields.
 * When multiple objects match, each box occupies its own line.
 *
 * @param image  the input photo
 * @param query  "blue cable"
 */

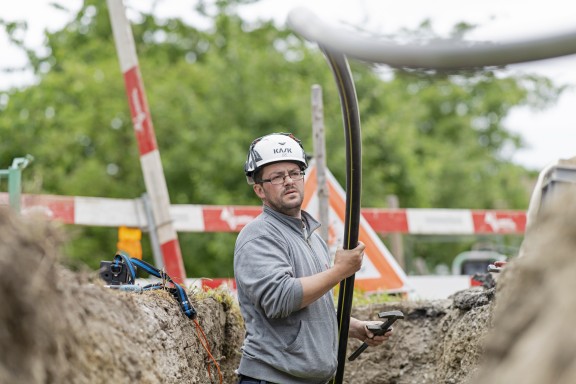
xmin=108 ymin=253 xmax=197 ymax=320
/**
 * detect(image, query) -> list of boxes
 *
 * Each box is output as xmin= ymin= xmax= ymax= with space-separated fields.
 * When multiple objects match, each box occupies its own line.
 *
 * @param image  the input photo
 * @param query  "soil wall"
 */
xmin=2 ymin=195 xmax=573 ymax=384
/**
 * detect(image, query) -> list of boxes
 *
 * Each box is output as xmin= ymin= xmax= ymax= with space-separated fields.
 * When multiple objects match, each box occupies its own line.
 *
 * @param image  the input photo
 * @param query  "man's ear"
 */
xmin=253 ymin=184 xmax=265 ymax=199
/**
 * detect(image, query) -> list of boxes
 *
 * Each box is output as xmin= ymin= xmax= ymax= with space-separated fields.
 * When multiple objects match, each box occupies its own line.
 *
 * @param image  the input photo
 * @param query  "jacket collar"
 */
xmin=262 ymin=205 xmax=321 ymax=239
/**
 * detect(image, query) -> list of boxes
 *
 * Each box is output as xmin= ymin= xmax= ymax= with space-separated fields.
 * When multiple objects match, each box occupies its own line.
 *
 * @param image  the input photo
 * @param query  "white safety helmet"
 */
xmin=244 ymin=132 xmax=308 ymax=184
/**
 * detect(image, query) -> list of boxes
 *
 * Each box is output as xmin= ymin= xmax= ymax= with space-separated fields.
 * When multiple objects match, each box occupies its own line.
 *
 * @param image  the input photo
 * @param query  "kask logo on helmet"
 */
xmin=273 ymin=147 xmax=292 ymax=154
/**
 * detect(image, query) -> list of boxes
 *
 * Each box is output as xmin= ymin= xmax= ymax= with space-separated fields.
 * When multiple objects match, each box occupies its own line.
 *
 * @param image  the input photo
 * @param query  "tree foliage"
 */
xmin=0 ymin=0 xmax=563 ymax=275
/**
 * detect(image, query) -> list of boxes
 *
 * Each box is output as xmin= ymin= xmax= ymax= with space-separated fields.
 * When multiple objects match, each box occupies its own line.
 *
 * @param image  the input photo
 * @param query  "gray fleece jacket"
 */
xmin=234 ymin=205 xmax=338 ymax=384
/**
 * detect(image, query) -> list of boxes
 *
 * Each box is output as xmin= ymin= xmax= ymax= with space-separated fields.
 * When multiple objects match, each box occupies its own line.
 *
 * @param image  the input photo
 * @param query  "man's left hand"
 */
xmin=349 ymin=317 xmax=392 ymax=346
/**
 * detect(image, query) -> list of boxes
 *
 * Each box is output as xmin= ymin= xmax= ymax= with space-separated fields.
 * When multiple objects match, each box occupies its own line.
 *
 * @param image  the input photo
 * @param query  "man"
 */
xmin=234 ymin=132 xmax=391 ymax=384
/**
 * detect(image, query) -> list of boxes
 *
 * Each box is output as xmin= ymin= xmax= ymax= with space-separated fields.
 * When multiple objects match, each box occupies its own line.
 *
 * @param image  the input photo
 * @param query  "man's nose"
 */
xmin=282 ymin=174 xmax=296 ymax=184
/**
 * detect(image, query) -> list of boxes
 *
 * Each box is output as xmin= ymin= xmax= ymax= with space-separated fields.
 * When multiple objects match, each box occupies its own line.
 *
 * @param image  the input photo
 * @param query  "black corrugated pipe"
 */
xmin=321 ymin=47 xmax=362 ymax=384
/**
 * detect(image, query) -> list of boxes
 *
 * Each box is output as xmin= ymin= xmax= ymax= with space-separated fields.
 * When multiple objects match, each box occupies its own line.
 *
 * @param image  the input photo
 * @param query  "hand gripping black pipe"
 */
xmin=321 ymin=47 xmax=362 ymax=384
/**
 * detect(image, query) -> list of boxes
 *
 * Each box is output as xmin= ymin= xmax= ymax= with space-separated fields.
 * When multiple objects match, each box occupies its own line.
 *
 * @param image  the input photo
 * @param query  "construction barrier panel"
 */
xmin=0 ymin=192 xmax=526 ymax=235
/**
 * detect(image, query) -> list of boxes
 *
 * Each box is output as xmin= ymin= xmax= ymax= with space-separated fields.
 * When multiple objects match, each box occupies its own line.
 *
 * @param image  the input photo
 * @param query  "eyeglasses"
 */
xmin=259 ymin=170 xmax=305 ymax=185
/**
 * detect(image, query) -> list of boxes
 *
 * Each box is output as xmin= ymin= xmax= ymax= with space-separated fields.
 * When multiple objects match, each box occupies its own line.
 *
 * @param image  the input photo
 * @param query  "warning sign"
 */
xmin=302 ymin=164 xmax=408 ymax=292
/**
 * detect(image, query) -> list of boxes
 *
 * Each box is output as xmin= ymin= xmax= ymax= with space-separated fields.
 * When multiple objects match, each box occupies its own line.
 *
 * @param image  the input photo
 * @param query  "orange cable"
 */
xmin=193 ymin=318 xmax=223 ymax=384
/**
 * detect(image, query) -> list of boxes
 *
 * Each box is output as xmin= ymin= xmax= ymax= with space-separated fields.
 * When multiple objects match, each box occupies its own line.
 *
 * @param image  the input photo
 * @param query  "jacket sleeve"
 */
xmin=234 ymin=233 xmax=303 ymax=318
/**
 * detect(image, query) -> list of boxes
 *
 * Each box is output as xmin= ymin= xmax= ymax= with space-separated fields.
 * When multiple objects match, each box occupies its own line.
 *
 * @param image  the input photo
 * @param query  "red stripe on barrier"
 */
xmin=361 ymin=209 xmax=409 ymax=234
xmin=471 ymin=210 xmax=526 ymax=234
xmin=160 ymin=239 xmax=186 ymax=284
xmin=24 ymin=194 xmax=75 ymax=224
xmin=0 ymin=193 xmax=75 ymax=223
xmin=201 ymin=278 xmax=237 ymax=291
xmin=124 ymin=66 xmax=158 ymax=155
xmin=202 ymin=206 xmax=261 ymax=232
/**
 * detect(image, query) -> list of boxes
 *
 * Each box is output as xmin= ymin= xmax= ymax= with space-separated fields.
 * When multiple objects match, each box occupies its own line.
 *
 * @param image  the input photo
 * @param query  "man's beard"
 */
xmin=265 ymin=188 xmax=303 ymax=217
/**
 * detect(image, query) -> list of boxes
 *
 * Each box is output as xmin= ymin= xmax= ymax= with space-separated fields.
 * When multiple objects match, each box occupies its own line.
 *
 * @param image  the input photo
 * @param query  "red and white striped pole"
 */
xmin=106 ymin=0 xmax=186 ymax=282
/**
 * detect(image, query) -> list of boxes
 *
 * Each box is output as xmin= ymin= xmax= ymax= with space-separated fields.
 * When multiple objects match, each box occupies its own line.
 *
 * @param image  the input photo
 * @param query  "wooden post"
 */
xmin=107 ymin=0 xmax=186 ymax=282
xmin=311 ymin=85 xmax=329 ymax=244
xmin=387 ymin=194 xmax=405 ymax=269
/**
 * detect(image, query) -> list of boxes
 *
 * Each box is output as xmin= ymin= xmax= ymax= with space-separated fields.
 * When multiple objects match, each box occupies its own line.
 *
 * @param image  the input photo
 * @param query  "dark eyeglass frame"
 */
xmin=257 ymin=170 xmax=306 ymax=185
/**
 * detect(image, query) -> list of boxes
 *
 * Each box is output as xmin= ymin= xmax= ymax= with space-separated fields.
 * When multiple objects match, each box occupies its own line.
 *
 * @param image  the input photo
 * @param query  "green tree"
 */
xmin=0 ymin=1 xmax=563 ymax=276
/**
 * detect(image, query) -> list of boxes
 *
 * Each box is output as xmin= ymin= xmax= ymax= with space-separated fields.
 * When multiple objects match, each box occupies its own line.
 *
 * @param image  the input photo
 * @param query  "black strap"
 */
xmin=239 ymin=375 xmax=270 ymax=384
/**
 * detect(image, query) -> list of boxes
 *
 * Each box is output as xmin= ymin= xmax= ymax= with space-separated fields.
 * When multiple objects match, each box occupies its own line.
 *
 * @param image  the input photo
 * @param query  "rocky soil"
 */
xmin=0 ymin=209 xmax=243 ymax=384
xmin=1 ymin=188 xmax=575 ymax=384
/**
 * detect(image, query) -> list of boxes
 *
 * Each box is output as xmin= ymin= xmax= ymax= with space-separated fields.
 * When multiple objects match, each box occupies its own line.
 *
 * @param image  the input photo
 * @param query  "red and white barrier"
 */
xmin=1 ymin=187 xmax=522 ymax=295
xmin=0 ymin=192 xmax=526 ymax=235
xmin=107 ymin=0 xmax=185 ymax=282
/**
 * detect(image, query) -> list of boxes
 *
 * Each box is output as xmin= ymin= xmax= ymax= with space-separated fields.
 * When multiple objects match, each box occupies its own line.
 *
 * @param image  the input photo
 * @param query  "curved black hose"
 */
xmin=321 ymin=47 xmax=362 ymax=384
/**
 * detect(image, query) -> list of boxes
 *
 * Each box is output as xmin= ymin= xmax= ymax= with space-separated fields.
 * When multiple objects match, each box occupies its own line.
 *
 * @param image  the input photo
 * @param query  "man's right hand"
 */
xmin=298 ymin=242 xmax=365 ymax=309
xmin=333 ymin=241 xmax=365 ymax=279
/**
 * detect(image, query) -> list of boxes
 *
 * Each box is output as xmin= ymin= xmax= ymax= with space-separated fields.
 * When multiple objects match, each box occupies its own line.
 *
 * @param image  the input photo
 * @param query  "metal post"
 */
xmin=141 ymin=193 xmax=164 ymax=270
xmin=4 ymin=156 xmax=33 ymax=213
xmin=311 ymin=84 xmax=330 ymax=244
xmin=8 ymin=166 xmax=21 ymax=212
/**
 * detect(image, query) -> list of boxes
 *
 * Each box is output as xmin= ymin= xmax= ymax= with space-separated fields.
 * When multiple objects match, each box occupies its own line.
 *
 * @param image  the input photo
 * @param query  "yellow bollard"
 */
xmin=117 ymin=226 xmax=142 ymax=260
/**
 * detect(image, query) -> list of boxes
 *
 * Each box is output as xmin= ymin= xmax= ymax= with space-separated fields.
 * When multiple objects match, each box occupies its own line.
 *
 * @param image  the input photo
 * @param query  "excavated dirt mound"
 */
xmin=0 ymin=208 xmax=243 ymax=384
xmin=3 ymin=192 xmax=574 ymax=384
xmin=471 ymin=189 xmax=576 ymax=384
xmin=346 ymin=286 xmax=495 ymax=384
xmin=0 ymin=207 xmax=496 ymax=384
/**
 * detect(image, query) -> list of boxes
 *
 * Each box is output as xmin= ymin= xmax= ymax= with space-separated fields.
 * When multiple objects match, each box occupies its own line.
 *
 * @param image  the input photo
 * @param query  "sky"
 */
xmin=2 ymin=0 xmax=576 ymax=170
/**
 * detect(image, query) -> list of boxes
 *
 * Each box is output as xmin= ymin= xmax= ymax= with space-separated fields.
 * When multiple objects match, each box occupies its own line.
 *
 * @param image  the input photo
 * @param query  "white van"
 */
xmin=451 ymin=250 xmax=507 ymax=275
